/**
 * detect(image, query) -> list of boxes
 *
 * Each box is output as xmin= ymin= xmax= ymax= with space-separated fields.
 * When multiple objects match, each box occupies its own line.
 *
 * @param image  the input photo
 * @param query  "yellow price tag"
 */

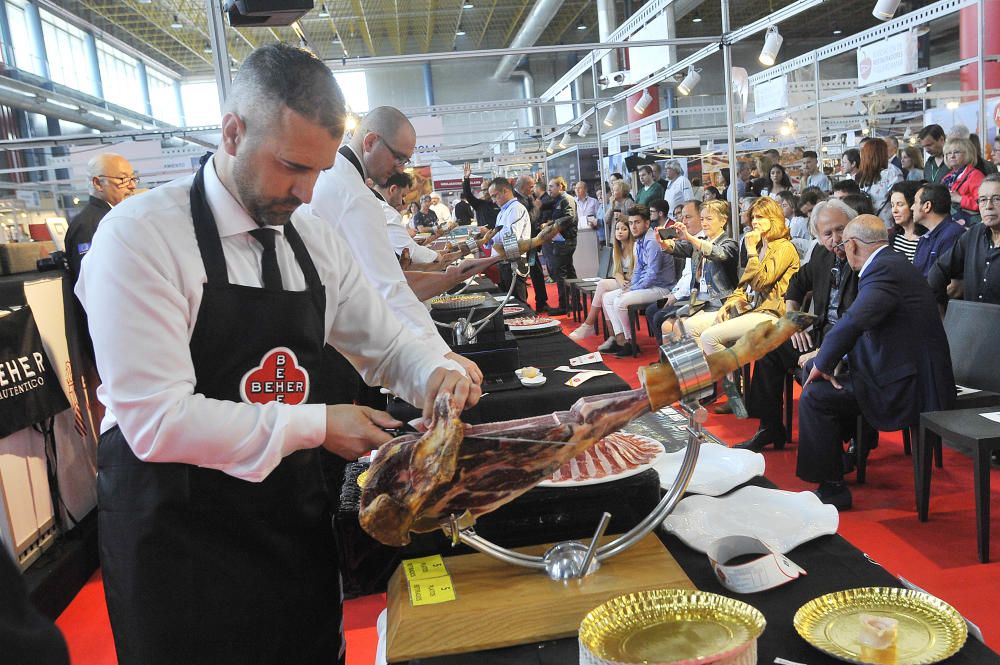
xmin=408 ymin=575 xmax=457 ymax=606
xmin=402 ymin=555 xmax=449 ymax=582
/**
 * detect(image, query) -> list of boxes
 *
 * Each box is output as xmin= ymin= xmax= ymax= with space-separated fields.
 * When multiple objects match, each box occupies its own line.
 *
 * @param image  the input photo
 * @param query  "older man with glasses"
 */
xmin=796 ymin=214 xmax=954 ymax=511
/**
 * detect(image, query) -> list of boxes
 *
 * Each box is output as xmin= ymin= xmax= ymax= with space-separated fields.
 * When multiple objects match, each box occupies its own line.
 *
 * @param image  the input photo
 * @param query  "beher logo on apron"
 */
xmin=239 ymin=347 xmax=310 ymax=405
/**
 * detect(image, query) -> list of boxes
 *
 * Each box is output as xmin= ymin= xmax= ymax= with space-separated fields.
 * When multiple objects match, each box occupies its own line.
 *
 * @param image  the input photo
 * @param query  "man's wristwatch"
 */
xmin=501 ymin=230 xmax=521 ymax=260
xmin=465 ymin=237 xmax=479 ymax=253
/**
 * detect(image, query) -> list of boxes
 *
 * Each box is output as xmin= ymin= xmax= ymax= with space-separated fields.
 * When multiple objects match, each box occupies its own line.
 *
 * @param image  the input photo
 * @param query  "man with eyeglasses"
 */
xmin=796 ymin=215 xmax=954 ymax=510
xmin=65 ymin=152 xmax=137 ymax=285
xmin=310 ymin=106 xmax=484 ymax=393
xmin=929 ymin=174 xmax=1000 ymax=307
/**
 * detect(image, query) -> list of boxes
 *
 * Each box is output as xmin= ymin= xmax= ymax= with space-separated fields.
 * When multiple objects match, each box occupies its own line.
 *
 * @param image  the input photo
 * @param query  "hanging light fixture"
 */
xmin=677 ymin=66 xmax=701 ymax=96
xmin=577 ymin=118 xmax=592 ymax=137
xmin=691 ymin=11 xmax=703 ymax=23
xmin=861 ymin=120 xmax=871 ymax=136
xmin=171 ymin=13 xmax=183 ymax=28
xmin=558 ymin=130 xmax=571 ymax=149
xmin=633 ymin=88 xmax=654 ymax=114
xmin=545 ymin=138 xmax=557 ymax=154
xmin=872 ymin=0 xmax=902 ymax=21
xmin=758 ymin=26 xmax=783 ymax=66
xmin=318 ymin=3 xmax=330 ymax=18
xmin=902 ymin=126 xmax=912 ymax=140
xmin=853 ymin=99 xmax=868 ymax=115
xmin=603 ymin=105 xmax=618 ymax=127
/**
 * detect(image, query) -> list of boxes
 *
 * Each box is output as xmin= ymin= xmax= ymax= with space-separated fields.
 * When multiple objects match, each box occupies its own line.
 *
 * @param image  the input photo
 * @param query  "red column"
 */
xmin=959 ymin=5 xmax=1000 ymax=94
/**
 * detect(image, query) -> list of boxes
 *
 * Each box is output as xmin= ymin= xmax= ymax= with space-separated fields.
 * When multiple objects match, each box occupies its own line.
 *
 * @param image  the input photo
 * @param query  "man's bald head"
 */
xmin=86 ymin=152 xmax=136 ymax=205
xmin=357 ymin=106 xmax=414 ymax=144
xmin=843 ymin=214 xmax=889 ymax=271
xmin=514 ymin=175 xmax=535 ymax=197
xmin=353 ymin=106 xmax=416 ymax=187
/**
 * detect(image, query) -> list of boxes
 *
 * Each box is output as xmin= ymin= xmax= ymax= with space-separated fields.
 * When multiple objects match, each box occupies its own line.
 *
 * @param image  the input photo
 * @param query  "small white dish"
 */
xmin=662 ymin=485 xmax=839 ymax=554
xmin=520 ymin=374 xmax=546 ymax=387
xmin=653 ymin=442 xmax=765 ymax=497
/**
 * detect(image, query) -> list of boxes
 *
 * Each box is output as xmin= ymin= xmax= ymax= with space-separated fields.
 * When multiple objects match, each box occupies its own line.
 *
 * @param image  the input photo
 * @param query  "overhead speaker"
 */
xmin=224 ymin=0 xmax=313 ymax=27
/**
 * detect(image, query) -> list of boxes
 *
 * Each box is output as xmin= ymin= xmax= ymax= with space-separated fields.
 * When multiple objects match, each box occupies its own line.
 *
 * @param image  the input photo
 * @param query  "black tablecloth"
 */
xmin=390 ymin=330 xmax=632 ymax=425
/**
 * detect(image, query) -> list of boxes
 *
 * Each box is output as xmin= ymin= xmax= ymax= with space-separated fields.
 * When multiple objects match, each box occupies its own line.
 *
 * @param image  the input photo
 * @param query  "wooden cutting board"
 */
xmin=385 ymin=534 xmax=694 ymax=663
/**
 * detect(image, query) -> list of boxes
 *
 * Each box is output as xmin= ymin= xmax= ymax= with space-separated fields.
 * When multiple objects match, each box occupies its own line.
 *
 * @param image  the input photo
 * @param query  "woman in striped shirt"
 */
xmin=888 ymin=180 xmax=925 ymax=262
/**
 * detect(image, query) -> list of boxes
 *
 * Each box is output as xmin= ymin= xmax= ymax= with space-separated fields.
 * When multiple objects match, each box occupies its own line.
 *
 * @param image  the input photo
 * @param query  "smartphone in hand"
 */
xmin=658 ymin=226 xmax=677 ymax=240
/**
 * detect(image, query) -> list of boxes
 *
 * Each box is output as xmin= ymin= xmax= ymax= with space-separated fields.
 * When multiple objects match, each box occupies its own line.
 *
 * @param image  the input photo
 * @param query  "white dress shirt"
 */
xmin=665 ymin=176 xmax=694 ymax=211
xmin=806 ymin=172 xmax=831 ymax=192
xmin=574 ymin=195 xmax=600 ymax=229
xmin=430 ymin=202 xmax=452 ymax=224
xmin=491 ymin=198 xmax=530 ymax=257
xmin=310 ymin=146 xmax=452 ymax=358
xmin=76 ymin=157 xmax=452 ymax=482
xmin=382 ymin=200 xmax=438 ymax=264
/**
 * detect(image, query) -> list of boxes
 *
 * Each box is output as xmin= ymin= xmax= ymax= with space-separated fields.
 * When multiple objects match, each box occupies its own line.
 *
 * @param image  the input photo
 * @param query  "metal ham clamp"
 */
xmin=359 ymin=311 xmax=817 ymax=580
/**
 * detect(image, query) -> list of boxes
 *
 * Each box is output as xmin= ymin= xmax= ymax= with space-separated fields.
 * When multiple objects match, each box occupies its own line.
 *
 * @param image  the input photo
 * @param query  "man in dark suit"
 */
xmin=738 ymin=199 xmax=860 ymax=451
xmin=798 ymin=215 xmax=955 ymax=510
xmin=65 ymin=152 xmax=137 ymax=283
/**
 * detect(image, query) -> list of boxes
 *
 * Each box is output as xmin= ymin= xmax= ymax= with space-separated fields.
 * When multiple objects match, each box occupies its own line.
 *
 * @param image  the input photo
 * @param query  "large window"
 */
xmin=148 ymin=67 xmax=181 ymax=125
xmin=39 ymin=9 xmax=96 ymax=95
xmin=333 ymin=70 xmax=369 ymax=113
xmin=179 ymin=79 xmax=221 ymax=127
xmin=95 ymin=39 xmax=144 ymax=112
xmin=5 ymin=0 xmax=43 ymax=75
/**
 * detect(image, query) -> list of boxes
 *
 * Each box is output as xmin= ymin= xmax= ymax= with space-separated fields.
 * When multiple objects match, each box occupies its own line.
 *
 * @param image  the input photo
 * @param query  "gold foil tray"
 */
xmin=793 ymin=587 xmax=968 ymax=665
xmin=579 ymin=589 xmax=765 ymax=664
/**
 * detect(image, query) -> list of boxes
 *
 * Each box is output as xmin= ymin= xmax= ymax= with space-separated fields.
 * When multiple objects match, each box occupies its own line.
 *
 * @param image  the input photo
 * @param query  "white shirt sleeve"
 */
xmin=672 ymin=258 xmax=693 ymax=299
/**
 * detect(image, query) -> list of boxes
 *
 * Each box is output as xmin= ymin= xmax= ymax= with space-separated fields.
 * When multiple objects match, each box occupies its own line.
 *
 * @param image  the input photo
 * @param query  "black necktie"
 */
xmin=249 ymin=228 xmax=283 ymax=291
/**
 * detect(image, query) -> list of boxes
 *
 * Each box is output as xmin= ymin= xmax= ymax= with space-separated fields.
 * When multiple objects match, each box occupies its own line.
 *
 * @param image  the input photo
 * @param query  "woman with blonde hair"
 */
xmin=692 ymin=196 xmax=799 ymax=354
xmin=603 ymin=178 xmax=635 ymax=242
xmin=570 ymin=218 xmax=636 ymax=340
xmin=942 ymin=136 xmax=985 ymax=224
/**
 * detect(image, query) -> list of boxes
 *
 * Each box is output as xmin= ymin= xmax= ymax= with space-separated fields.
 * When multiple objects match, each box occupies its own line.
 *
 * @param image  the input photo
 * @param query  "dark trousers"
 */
xmin=499 ymin=262 xmax=528 ymax=302
xmin=796 ymin=368 xmax=876 ymax=483
xmin=746 ymin=340 xmax=802 ymax=432
xmin=551 ymin=241 xmax=578 ymax=310
xmin=529 ymin=258 xmax=547 ymax=309
xmin=646 ymin=301 xmax=683 ymax=345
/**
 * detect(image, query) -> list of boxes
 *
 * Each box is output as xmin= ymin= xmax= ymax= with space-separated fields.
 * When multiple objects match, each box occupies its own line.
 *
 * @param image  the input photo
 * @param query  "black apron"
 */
xmin=98 ymin=167 xmax=345 ymax=665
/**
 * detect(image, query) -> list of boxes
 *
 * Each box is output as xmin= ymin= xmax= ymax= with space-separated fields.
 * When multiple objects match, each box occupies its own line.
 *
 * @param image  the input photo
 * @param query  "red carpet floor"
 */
xmin=55 ymin=284 xmax=1000 ymax=663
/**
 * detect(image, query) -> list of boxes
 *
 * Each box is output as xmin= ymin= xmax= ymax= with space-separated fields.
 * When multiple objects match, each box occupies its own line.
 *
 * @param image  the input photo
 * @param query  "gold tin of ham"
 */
xmin=793 ymin=587 xmax=967 ymax=665
xmin=579 ymin=589 xmax=765 ymax=665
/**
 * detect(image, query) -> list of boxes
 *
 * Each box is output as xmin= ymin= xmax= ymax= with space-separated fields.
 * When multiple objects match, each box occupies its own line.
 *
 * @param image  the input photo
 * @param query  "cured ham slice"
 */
xmin=359 ymin=311 xmax=815 ymax=547
xmin=548 ymin=433 xmax=663 ymax=483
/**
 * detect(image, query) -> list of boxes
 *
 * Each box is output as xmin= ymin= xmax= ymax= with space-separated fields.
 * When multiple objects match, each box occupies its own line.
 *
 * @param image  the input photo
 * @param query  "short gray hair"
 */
xmin=227 ymin=43 xmax=346 ymax=138
xmin=664 ymin=159 xmax=683 ymax=172
xmin=810 ymin=198 xmax=858 ymax=237
xmin=983 ymin=173 xmax=1000 ymax=185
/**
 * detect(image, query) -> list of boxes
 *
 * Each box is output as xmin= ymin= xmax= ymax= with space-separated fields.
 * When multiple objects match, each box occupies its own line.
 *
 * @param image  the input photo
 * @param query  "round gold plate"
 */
xmin=579 ymin=589 xmax=765 ymax=664
xmin=793 ymin=587 xmax=968 ymax=665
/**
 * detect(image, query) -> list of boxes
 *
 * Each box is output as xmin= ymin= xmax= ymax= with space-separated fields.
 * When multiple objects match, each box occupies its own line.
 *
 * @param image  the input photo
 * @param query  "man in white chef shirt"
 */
xmin=75 ymin=44 xmax=479 ymax=665
xmin=375 ymin=171 xmax=440 ymax=265
xmin=309 ymin=106 xmax=481 ymax=383
xmin=430 ymin=191 xmax=452 ymax=223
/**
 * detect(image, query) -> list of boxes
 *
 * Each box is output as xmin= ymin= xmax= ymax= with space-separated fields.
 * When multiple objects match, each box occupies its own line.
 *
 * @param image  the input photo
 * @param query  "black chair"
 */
xmin=567 ymin=247 xmax=613 ymax=322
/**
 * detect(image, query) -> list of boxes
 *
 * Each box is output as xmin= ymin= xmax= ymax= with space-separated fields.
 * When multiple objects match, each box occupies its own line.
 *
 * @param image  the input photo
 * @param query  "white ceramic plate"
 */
xmin=653 ymin=442 xmax=765 ymax=497
xmin=520 ymin=374 xmax=547 ymax=387
xmin=661 ymin=485 xmax=839 ymax=554
xmin=507 ymin=318 xmax=561 ymax=332
xmin=538 ymin=434 xmax=666 ymax=488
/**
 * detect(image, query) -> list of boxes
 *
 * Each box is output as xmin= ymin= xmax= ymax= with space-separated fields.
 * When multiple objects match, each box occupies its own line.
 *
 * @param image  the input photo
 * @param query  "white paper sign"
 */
xmin=639 ymin=122 xmax=658 ymax=148
xmin=752 ymin=74 xmax=789 ymax=115
xmin=856 ymin=31 xmax=918 ymax=87
xmin=608 ymin=135 xmax=621 ymax=156
xmin=979 ymin=412 xmax=1000 ymax=424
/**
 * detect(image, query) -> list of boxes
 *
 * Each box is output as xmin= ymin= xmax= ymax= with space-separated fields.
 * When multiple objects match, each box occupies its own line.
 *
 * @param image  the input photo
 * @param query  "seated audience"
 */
xmin=856 ymin=138 xmax=903 ymax=227
xmin=739 ymin=198 xmax=861 ymax=452
xmin=911 ymin=183 xmax=965 ymax=277
xmin=646 ymin=199 xmax=702 ymax=342
xmin=703 ymin=186 xmax=721 ymax=202
xmin=657 ymin=199 xmax=740 ymax=340
xmin=569 ymin=218 xmax=635 ymax=341
xmin=778 ymin=190 xmax=812 ymax=260
xmin=929 ymin=173 xmax=1000 ymax=305
xmin=598 ymin=205 xmax=676 ymax=357
xmin=797 ymin=215 xmax=954 ymax=510
xmin=832 ymin=178 xmax=861 ymax=199
xmin=887 ymin=180 xmax=925 ymax=263
xmin=763 ymin=164 xmax=792 ymax=199
xmin=842 ymin=192 xmax=875 ymax=216
xmin=841 ymin=148 xmax=860 ymax=180
xmin=942 ymin=136 xmax=986 ymax=224
xmin=800 ymin=150 xmax=831 ymax=192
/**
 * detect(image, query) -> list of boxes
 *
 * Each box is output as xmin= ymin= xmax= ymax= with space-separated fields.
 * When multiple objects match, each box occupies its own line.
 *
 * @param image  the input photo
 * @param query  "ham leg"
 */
xmin=359 ymin=311 xmax=814 ymax=546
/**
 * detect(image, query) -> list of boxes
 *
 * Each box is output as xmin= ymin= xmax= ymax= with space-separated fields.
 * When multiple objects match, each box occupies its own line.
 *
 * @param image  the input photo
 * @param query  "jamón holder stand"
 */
xmin=442 ymin=322 xmax=711 ymax=581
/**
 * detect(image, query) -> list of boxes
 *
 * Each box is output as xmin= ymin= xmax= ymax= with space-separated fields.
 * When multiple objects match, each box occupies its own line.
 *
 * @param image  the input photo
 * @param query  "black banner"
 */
xmin=0 ymin=307 xmax=68 ymax=438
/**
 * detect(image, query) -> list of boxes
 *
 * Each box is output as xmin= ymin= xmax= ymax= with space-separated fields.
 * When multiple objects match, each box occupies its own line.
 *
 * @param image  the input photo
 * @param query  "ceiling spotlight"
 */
xmin=677 ymin=66 xmax=701 ymax=96
xmin=577 ymin=24 xmax=587 ymax=30
xmin=546 ymin=138 xmax=557 ymax=154
xmin=832 ymin=27 xmax=843 ymax=35
xmin=779 ymin=124 xmax=793 ymax=136
xmin=558 ymin=130 xmax=571 ymax=149
xmin=758 ymin=26 xmax=783 ymax=66
xmin=171 ymin=13 xmax=182 ymax=29
xmin=861 ymin=121 xmax=871 ymax=136
xmin=203 ymin=41 xmax=212 ymax=53
xmin=691 ymin=11 xmax=703 ymax=23
xmin=456 ymin=29 xmax=466 ymax=36
xmin=318 ymin=3 xmax=329 ymax=18
xmin=633 ymin=88 xmax=654 ymax=114
xmin=463 ymin=2 xmax=474 ymax=7
xmin=872 ymin=0 xmax=902 ymax=21
xmin=577 ymin=118 xmax=592 ymax=137
xmin=603 ymin=105 xmax=618 ymax=127
xmin=913 ymin=24 xmax=930 ymax=36
xmin=946 ymin=100 xmax=960 ymax=110
xmin=902 ymin=126 xmax=912 ymax=140
xmin=853 ymin=99 xmax=868 ymax=115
